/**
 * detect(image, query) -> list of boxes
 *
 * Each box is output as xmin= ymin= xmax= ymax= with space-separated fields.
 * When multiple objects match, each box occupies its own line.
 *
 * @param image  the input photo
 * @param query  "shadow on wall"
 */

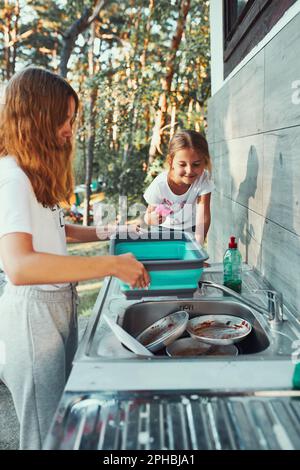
xmin=258 ymin=137 xmax=300 ymax=312
xmin=233 ymin=145 xmax=259 ymax=264
xmin=208 ymin=94 xmax=260 ymax=263
xmin=207 ymin=86 xmax=231 ymax=262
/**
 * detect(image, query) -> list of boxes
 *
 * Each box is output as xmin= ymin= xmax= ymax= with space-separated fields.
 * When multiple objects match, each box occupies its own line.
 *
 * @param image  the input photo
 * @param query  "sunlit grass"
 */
xmin=78 ymin=288 xmax=100 ymax=317
xmin=67 ymin=240 xmax=109 ymax=316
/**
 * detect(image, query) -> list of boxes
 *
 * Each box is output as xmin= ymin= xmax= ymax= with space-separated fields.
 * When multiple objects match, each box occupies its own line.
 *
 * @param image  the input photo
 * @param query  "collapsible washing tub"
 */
xmin=110 ymin=230 xmax=208 ymax=298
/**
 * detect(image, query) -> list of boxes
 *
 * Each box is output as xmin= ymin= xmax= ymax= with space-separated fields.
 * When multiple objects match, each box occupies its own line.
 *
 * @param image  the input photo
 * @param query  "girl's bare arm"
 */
xmin=0 ymin=232 xmax=150 ymax=288
xmin=65 ymin=223 xmax=100 ymax=243
xmin=195 ymin=193 xmax=211 ymax=245
xmin=65 ymin=223 xmax=142 ymax=243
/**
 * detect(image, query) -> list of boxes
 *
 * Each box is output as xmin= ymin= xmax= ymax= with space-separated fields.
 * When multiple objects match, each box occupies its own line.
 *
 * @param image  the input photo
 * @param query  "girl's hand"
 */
xmin=96 ymin=223 xmax=142 ymax=240
xmin=155 ymin=204 xmax=172 ymax=218
xmin=144 ymin=205 xmax=166 ymax=225
xmin=117 ymin=223 xmax=143 ymax=235
xmin=150 ymin=212 xmax=166 ymax=225
xmin=113 ymin=253 xmax=150 ymax=289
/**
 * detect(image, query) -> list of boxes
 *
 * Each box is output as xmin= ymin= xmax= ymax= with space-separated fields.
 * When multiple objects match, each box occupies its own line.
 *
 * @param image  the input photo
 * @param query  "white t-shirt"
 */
xmin=0 ymin=156 xmax=69 ymax=290
xmin=143 ymin=170 xmax=214 ymax=230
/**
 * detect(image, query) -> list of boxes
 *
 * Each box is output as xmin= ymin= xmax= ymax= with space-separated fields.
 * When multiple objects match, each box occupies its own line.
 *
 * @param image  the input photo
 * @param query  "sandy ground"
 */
xmin=0 ymin=315 xmax=90 ymax=450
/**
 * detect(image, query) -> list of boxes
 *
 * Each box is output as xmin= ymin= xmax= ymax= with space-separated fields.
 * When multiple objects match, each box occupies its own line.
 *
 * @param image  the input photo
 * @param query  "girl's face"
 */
xmin=56 ymin=96 xmax=76 ymax=147
xmin=170 ymin=148 xmax=205 ymax=185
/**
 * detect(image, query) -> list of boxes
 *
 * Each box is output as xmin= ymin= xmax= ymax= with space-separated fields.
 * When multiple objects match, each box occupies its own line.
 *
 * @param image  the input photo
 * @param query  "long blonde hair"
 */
xmin=0 ymin=67 xmax=79 ymax=207
xmin=167 ymin=130 xmax=212 ymax=174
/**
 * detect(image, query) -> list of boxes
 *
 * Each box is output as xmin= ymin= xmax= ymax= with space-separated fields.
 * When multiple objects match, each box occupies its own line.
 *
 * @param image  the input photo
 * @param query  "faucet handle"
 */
xmin=198 ymin=280 xmax=216 ymax=296
xmin=266 ymin=290 xmax=284 ymax=322
xmin=265 ymin=290 xmax=283 ymax=300
xmin=251 ymin=288 xmax=282 ymax=301
xmin=252 ymin=289 xmax=284 ymax=323
xmin=198 ymin=280 xmax=208 ymax=296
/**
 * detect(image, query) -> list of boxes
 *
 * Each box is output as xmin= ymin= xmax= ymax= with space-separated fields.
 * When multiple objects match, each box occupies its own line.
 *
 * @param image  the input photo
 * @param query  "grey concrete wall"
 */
xmin=207 ymin=12 xmax=300 ymax=315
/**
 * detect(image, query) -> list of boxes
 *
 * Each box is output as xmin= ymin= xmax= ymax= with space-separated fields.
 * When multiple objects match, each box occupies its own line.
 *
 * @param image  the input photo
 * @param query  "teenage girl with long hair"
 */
xmin=0 ymin=67 xmax=149 ymax=449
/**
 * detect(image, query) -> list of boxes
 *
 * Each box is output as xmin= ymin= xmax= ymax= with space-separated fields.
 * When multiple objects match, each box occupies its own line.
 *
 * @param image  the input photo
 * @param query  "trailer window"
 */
xmin=224 ymin=0 xmax=254 ymax=44
xmin=223 ymin=0 xmax=297 ymax=77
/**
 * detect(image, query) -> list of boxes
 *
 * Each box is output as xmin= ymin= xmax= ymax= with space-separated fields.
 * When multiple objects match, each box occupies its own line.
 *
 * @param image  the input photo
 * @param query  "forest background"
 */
xmin=0 ymin=0 xmax=211 ymax=224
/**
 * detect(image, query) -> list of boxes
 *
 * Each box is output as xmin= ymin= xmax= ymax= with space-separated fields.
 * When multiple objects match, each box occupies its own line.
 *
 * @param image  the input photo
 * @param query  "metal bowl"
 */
xmin=136 ymin=310 xmax=189 ymax=353
xmin=166 ymin=337 xmax=239 ymax=357
xmin=187 ymin=315 xmax=252 ymax=346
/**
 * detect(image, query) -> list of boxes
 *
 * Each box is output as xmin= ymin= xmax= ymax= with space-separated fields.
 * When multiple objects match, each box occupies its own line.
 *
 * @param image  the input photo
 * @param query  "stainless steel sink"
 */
xmin=76 ymin=274 xmax=299 ymax=361
xmin=121 ymin=299 xmax=270 ymax=355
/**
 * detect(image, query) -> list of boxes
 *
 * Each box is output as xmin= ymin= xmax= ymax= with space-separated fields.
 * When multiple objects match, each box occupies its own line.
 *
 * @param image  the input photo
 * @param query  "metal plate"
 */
xmin=187 ymin=315 xmax=252 ymax=346
xmin=103 ymin=315 xmax=153 ymax=356
xmin=166 ymin=337 xmax=239 ymax=357
xmin=136 ymin=310 xmax=189 ymax=352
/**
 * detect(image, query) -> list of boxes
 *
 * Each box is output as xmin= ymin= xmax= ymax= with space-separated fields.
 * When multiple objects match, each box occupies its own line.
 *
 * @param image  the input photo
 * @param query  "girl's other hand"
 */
xmin=117 ymin=223 xmax=143 ymax=236
xmin=152 ymin=212 xmax=166 ymax=225
xmin=145 ymin=205 xmax=166 ymax=225
xmin=113 ymin=253 xmax=150 ymax=289
xmin=155 ymin=204 xmax=172 ymax=218
xmin=96 ymin=223 xmax=142 ymax=240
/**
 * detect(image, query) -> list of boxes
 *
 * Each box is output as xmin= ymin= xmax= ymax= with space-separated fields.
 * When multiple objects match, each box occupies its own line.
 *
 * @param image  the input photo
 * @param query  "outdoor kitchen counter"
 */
xmin=68 ymin=264 xmax=300 ymax=393
xmin=44 ymin=264 xmax=300 ymax=450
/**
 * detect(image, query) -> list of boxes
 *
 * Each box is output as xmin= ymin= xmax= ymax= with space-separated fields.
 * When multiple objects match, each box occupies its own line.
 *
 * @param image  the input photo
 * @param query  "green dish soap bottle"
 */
xmin=223 ymin=236 xmax=242 ymax=293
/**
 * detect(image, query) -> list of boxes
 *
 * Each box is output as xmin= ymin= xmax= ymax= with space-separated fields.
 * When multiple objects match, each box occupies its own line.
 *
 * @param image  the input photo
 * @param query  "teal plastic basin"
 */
xmin=114 ymin=240 xmax=200 ymax=262
xmin=119 ymin=267 xmax=204 ymax=292
xmin=110 ymin=231 xmax=208 ymax=296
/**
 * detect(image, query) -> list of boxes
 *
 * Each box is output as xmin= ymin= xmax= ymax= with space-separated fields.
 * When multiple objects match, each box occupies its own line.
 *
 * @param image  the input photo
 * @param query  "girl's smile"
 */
xmin=170 ymin=148 xmax=205 ymax=186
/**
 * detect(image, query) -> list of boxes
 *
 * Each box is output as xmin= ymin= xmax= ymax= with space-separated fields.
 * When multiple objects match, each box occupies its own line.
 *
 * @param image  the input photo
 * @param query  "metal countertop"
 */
xmin=44 ymin=264 xmax=300 ymax=450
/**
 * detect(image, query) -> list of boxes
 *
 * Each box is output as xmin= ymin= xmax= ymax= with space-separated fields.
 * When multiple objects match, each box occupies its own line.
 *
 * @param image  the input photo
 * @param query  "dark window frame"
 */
xmin=223 ymin=0 xmax=297 ymax=77
xmin=224 ymin=0 xmax=256 ymax=45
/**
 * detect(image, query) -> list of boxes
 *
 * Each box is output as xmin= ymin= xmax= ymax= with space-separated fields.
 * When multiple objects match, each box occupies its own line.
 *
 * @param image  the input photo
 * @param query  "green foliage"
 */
xmin=145 ymin=157 xmax=166 ymax=185
xmin=0 ymin=0 xmax=211 ymax=207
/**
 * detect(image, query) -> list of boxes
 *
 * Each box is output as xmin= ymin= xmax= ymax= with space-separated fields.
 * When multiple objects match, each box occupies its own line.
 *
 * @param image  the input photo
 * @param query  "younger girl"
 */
xmin=0 ymin=67 xmax=149 ymax=450
xmin=144 ymin=130 xmax=214 ymax=244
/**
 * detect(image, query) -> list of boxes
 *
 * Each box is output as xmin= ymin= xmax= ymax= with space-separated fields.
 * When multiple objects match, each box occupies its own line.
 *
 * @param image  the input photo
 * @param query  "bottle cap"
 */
xmin=229 ymin=236 xmax=237 ymax=248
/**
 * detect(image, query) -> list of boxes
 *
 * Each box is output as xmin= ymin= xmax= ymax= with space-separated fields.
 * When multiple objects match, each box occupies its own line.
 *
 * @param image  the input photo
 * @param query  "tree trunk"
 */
xmin=148 ymin=0 xmax=190 ymax=163
xmin=187 ymin=98 xmax=193 ymax=127
xmin=83 ymin=87 xmax=97 ymax=226
xmin=140 ymin=0 xmax=154 ymax=72
xmin=83 ymin=22 xmax=98 ymax=226
xmin=52 ymin=31 xmax=59 ymax=73
xmin=140 ymin=0 xmax=154 ymax=169
xmin=122 ymin=5 xmax=142 ymax=165
xmin=10 ymin=0 xmax=20 ymax=77
xmin=3 ymin=1 xmax=12 ymax=80
xmin=59 ymin=0 xmax=106 ymax=78
xmin=145 ymin=105 xmax=151 ymax=143
xmin=195 ymin=100 xmax=204 ymax=133
xmin=170 ymin=101 xmax=177 ymax=140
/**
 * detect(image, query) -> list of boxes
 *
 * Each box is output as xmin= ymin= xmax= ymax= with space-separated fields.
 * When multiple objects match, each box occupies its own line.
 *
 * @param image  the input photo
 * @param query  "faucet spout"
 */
xmin=198 ymin=280 xmax=284 ymax=325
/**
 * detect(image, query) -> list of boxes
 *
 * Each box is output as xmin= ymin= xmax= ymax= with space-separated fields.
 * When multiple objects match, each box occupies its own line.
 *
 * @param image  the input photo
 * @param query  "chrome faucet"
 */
xmin=198 ymin=280 xmax=284 ymax=326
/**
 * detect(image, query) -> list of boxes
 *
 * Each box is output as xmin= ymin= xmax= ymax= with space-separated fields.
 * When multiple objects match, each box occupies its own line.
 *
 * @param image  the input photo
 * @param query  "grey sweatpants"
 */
xmin=0 ymin=283 xmax=78 ymax=450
